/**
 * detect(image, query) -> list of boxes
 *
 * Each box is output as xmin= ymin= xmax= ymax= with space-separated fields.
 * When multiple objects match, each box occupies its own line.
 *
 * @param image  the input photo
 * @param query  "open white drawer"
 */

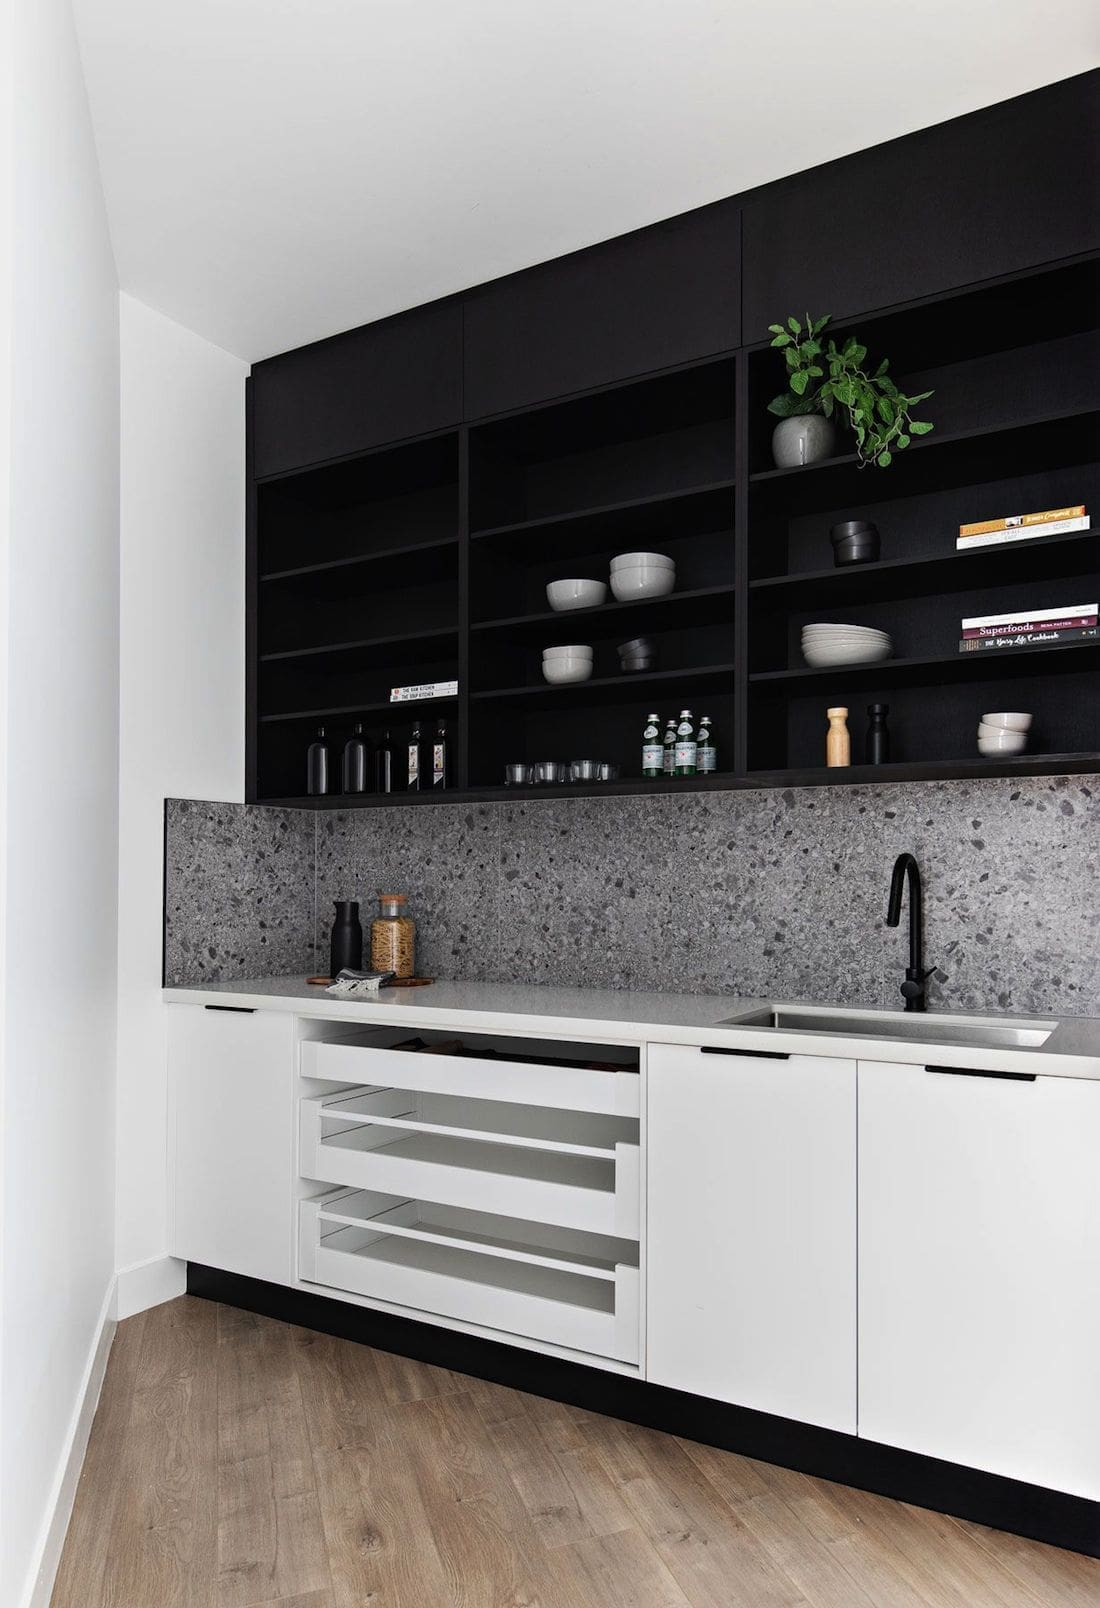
xmin=300 ymin=1030 xmax=640 ymax=1118
xmin=299 ymin=1187 xmax=641 ymax=1363
xmin=300 ymin=1085 xmax=641 ymax=1237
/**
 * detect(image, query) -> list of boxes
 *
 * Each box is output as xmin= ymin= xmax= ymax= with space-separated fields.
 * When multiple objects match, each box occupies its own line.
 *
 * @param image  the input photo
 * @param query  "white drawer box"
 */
xmin=300 ymin=1035 xmax=640 ymax=1117
xmin=300 ymin=1086 xmax=641 ymax=1238
xmin=300 ymin=1189 xmax=641 ymax=1363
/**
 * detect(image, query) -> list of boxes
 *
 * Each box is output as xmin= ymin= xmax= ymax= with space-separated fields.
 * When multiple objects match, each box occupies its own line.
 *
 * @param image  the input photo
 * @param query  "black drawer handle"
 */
xmin=204 ymin=1004 xmax=256 ymax=1014
xmin=925 ymin=1063 xmax=1036 ymax=1082
xmin=701 ymin=1045 xmax=790 ymax=1061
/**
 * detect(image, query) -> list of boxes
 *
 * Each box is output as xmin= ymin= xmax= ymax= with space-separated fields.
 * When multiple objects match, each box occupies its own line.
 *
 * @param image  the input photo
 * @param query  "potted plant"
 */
xmin=767 ymin=314 xmax=934 ymax=468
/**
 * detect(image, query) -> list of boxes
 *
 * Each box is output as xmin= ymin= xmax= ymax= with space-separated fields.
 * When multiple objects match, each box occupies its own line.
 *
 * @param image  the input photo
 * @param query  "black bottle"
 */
xmin=407 ymin=722 xmax=424 ymax=791
xmin=866 ymin=703 xmax=890 ymax=765
xmin=432 ymin=719 xmax=449 ymax=788
xmin=329 ymin=900 xmax=363 ymax=976
xmin=306 ymin=726 xmax=330 ymax=795
xmin=342 ymin=723 xmax=369 ymax=794
xmin=376 ymin=730 xmax=394 ymax=794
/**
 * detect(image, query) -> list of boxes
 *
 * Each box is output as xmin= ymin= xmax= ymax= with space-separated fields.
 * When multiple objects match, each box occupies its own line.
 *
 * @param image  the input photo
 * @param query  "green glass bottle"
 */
xmin=674 ymin=709 xmax=697 ymax=777
xmin=641 ymin=714 xmax=663 ymax=779
xmin=662 ymin=718 xmax=677 ymax=777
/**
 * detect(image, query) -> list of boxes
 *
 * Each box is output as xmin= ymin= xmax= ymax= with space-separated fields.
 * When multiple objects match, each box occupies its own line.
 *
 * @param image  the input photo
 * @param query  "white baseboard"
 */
xmin=115 ymin=1253 xmax=186 ymax=1320
xmin=23 ymin=1281 xmax=117 ymax=1608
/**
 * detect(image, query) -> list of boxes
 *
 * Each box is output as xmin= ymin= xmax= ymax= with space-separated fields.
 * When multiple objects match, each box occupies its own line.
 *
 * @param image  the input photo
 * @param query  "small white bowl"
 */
xmin=610 ymin=568 xmax=676 ymax=601
xmin=543 ymin=644 xmax=593 ymax=661
xmin=980 ymin=711 xmax=1032 ymax=732
xmin=610 ymin=552 xmax=675 ymax=571
xmin=546 ymin=578 xmax=607 ymax=612
xmin=542 ymin=659 xmax=593 ymax=685
xmin=977 ymin=730 xmax=1028 ymax=755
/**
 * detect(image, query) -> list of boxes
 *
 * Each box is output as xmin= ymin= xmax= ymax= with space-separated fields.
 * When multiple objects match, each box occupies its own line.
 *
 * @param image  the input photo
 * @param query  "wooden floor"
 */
xmin=52 ymin=1297 xmax=1100 ymax=1608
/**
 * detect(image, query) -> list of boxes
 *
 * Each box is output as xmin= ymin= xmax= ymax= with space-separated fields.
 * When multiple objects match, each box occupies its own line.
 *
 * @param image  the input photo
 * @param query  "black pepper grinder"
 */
xmin=865 ymin=703 xmax=890 ymax=765
xmin=329 ymin=900 xmax=363 ymax=976
xmin=307 ymin=725 xmax=330 ymax=795
xmin=342 ymin=723 xmax=369 ymax=794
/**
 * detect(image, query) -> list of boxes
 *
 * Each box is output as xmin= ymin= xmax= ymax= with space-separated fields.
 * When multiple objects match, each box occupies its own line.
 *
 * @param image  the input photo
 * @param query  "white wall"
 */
xmin=1 ymin=1 xmax=120 ymax=1603
xmin=116 ymin=295 xmax=247 ymax=1294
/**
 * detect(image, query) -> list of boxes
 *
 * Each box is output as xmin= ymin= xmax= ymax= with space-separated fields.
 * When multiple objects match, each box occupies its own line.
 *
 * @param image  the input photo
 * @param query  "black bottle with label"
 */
xmin=306 ymin=726 xmax=330 ymax=796
xmin=432 ymin=720 xmax=449 ymax=788
xmin=376 ymin=730 xmax=394 ymax=794
xmin=407 ymin=723 xmax=424 ymax=791
xmin=342 ymin=723 xmax=369 ymax=794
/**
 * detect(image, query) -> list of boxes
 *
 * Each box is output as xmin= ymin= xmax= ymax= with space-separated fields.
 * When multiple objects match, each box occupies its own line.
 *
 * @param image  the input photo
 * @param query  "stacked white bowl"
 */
xmin=978 ymin=711 xmax=1030 ymax=756
xmin=801 ymin=622 xmax=892 ymax=668
xmin=542 ymin=643 xmax=594 ymax=684
xmin=610 ymin=551 xmax=676 ymax=602
xmin=546 ymin=578 xmax=607 ymax=612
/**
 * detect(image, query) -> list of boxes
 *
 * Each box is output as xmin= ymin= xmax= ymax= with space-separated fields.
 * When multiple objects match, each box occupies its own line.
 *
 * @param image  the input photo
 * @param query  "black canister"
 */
xmin=329 ymin=900 xmax=363 ymax=975
xmin=865 ymin=704 xmax=891 ymax=765
xmin=830 ymin=519 xmax=880 ymax=567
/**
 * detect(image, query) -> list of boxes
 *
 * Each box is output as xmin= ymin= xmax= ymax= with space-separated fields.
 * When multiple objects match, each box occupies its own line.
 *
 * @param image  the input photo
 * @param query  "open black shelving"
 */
xmin=247 ymin=252 xmax=1100 ymax=806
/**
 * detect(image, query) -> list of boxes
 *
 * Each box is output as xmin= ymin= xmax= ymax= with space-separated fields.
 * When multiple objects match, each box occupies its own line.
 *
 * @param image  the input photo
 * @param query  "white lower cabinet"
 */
xmin=858 ymin=1058 xmax=1100 ymax=1500
xmin=646 ymin=1044 xmax=857 ymax=1433
xmin=169 ymin=1005 xmax=297 ymax=1283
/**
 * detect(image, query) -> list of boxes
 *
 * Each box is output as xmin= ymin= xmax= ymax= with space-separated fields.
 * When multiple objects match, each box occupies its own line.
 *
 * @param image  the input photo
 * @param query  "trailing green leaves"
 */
xmin=766 ymin=312 xmax=935 ymax=466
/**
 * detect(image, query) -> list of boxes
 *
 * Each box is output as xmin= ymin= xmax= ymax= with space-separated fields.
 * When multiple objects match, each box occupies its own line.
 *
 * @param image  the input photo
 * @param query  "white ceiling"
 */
xmin=72 ymin=0 xmax=1099 ymax=362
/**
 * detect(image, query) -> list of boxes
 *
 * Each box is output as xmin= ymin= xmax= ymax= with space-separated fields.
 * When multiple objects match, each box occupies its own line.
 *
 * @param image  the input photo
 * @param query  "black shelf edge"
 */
xmin=471 ymin=663 xmax=736 ymax=701
xmin=747 ymin=404 xmax=1099 ymax=485
xmin=471 ymin=584 xmax=736 ymax=634
xmin=259 ymin=625 xmax=459 ymax=665
xmin=260 ymin=535 xmax=459 ymax=583
xmin=750 ymin=639 xmax=1100 ymax=688
xmin=749 ymin=530 xmax=1098 ymax=595
xmin=254 ymin=753 xmax=1100 ymax=810
xmin=469 ymin=478 xmax=736 ymax=541
xmin=259 ymin=695 xmax=459 ymax=724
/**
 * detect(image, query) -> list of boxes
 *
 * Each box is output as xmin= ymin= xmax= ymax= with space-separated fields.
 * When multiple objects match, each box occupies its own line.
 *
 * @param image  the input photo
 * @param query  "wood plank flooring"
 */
xmin=51 ymin=1297 xmax=1100 ymax=1608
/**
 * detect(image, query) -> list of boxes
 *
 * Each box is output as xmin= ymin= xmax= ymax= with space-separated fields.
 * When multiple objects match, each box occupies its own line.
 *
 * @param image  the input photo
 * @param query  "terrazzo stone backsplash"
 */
xmin=164 ymin=777 xmax=1100 ymax=1016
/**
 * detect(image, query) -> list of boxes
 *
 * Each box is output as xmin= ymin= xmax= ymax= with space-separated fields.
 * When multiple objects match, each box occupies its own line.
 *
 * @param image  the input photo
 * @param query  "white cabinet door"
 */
xmin=859 ymin=1059 xmax=1100 ymax=1499
xmin=169 ymin=1005 xmax=296 ymax=1284
xmin=647 ymin=1044 xmax=857 ymax=1433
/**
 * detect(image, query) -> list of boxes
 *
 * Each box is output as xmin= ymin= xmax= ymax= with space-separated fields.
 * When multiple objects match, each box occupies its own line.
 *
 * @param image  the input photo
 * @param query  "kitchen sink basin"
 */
xmin=719 ymin=1005 xmax=1055 ymax=1049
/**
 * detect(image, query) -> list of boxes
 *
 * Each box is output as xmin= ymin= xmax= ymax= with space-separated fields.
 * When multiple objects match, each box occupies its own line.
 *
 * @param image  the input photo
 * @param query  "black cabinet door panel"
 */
xmin=464 ymin=203 xmax=740 ymax=418
xmin=742 ymin=73 xmax=1100 ymax=341
xmin=252 ymin=300 xmax=462 ymax=478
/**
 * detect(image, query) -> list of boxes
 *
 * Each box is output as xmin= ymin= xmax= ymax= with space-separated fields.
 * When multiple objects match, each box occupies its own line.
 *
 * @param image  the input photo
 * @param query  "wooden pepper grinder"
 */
xmin=826 ymin=707 xmax=851 ymax=767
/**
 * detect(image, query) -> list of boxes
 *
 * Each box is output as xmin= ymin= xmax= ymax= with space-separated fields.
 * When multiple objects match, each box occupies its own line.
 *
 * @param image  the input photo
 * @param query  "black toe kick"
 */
xmin=188 ymin=1263 xmax=1100 ymax=1560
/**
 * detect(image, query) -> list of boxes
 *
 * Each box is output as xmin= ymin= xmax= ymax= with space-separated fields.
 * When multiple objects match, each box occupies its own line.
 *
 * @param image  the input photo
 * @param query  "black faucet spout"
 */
xmin=886 ymin=852 xmax=932 ymax=1012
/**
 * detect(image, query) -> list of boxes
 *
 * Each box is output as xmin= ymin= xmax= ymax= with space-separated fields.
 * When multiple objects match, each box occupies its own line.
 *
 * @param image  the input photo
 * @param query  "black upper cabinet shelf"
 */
xmin=751 ymin=639 xmax=1100 ymax=690
xmin=247 ymin=77 xmax=1100 ymax=803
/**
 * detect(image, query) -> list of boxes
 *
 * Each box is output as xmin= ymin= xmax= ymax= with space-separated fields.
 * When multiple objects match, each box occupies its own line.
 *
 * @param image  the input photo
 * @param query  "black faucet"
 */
xmin=886 ymin=852 xmax=934 ymax=1012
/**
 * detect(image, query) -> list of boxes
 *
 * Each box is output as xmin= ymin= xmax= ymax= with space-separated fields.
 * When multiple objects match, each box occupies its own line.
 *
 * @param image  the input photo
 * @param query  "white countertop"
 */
xmin=164 ymin=976 xmax=1100 ymax=1080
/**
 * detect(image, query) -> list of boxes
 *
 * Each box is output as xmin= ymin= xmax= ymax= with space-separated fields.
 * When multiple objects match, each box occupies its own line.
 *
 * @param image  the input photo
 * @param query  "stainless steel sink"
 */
xmin=719 ymin=1005 xmax=1054 ymax=1049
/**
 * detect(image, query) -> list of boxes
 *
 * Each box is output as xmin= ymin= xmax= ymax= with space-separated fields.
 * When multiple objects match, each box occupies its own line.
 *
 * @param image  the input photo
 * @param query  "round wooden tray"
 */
xmin=306 ymin=975 xmax=434 ymax=988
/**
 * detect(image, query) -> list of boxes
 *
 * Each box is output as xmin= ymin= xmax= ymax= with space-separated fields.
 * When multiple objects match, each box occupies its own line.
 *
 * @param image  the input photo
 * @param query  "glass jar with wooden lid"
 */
xmin=370 ymin=893 xmax=415 ymax=978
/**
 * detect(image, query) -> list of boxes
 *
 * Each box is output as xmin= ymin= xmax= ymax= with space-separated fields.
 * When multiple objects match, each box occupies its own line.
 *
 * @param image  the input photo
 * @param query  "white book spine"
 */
xmin=961 ymin=602 xmax=1098 ymax=630
xmin=389 ymin=680 xmax=458 ymax=703
xmin=956 ymin=516 xmax=1090 ymax=549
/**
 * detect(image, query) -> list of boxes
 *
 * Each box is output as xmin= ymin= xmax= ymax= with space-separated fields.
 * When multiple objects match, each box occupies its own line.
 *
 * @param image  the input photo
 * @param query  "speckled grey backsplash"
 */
xmin=164 ymin=777 xmax=1100 ymax=1016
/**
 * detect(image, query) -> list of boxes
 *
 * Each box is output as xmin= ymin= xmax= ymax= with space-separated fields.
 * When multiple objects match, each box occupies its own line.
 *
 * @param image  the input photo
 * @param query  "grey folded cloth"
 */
xmin=326 ymin=967 xmax=396 ymax=997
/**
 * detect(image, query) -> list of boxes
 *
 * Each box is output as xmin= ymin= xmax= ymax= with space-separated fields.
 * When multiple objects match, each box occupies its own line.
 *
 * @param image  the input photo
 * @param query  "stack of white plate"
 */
xmin=801 ymin=623 xmax=892 ymax=668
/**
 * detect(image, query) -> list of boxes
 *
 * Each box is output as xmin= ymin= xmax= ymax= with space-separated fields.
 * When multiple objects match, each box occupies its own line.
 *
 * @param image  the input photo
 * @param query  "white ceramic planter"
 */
xmin=772 ymin=415 xmax=837 ymax=468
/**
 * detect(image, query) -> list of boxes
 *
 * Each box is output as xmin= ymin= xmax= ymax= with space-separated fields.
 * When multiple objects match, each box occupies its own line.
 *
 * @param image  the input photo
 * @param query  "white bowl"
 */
xmin=977 ymin=728 xmax=1028 ymax=754
xmin=610 ymin=552 xmax=675 ymax=571
xmin=543 ymin=644 xmax=593 ymax=661
xmin=980 ymin=711 xmax=1032 ymax=732
xmin=802 ymin=642 xmax=892 ymax=668
xmin=803 ymin=625 xmax=890 ymax=639
xmin=542 ymin=659 xmax=593 ymax=685
xmin=610 ymin=568 xmax=676 ymax=601
xmin=546 ymin=578 xmax=607 ymax=612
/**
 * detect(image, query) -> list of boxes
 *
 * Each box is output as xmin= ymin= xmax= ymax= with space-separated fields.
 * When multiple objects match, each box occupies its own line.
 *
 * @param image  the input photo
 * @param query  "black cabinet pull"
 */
xmin=925 ymin=1063 xmax=1036 ymax=1082
xmin=204 ymin=1004 xmax=256 ymax=1014
xmin=701 ymin=1045 xmax=790 ymax=1061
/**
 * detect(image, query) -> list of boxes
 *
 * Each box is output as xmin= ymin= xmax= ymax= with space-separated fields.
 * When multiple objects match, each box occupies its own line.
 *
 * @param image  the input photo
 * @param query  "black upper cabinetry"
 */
xmin=462 ymin=203 xmax=741 ymax=419
xmin=251 ymin=300 xmax=462 ymax=478
xmin=741 ymin=72 xmax=1100 ymax=342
